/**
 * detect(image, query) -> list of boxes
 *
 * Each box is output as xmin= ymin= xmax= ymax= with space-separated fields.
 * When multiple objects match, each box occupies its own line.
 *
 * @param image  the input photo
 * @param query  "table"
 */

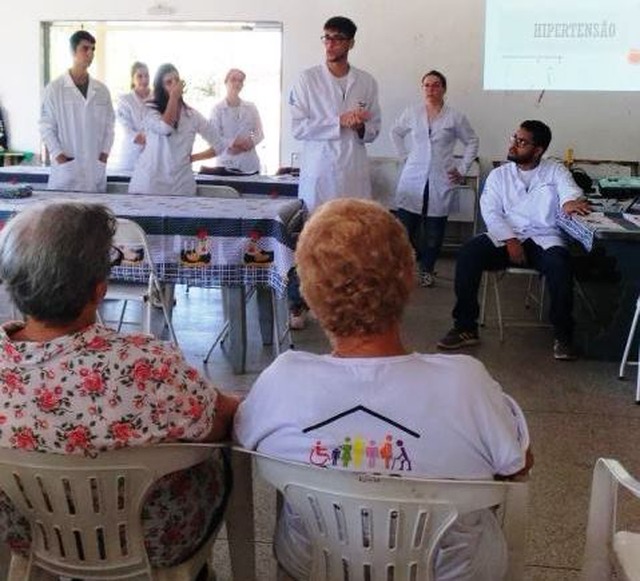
xmin=0 ymin=166 xmax=299 ymax=197
xmin=558 ymin=209 xmax=640 ymax=360
xmin=0 ymin=191 xmax=302 ymax=373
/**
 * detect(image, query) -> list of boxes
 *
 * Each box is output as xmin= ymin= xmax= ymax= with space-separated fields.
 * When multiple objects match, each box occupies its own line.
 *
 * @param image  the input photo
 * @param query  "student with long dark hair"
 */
xmin=129 ymin=63 xmax=224 ymax=195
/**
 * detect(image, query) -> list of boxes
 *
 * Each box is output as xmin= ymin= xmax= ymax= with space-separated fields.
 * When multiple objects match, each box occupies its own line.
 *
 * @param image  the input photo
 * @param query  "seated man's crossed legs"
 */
xmin=438 ymin=234 xmax=576 ymax=359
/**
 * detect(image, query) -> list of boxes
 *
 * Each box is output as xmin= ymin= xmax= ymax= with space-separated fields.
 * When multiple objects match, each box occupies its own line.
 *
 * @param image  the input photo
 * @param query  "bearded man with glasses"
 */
xmin=438 ymin=120 xmax=591 ymax=360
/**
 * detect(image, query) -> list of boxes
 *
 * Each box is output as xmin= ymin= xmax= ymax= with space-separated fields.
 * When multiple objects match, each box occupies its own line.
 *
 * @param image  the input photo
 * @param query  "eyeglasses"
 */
xmin=321 ymin=34 xmax=351 ymax=44
xmin=509 ymin=134 xmax=535 ymax=148
xmin=109 ymin=246 xmax=124 ymax=267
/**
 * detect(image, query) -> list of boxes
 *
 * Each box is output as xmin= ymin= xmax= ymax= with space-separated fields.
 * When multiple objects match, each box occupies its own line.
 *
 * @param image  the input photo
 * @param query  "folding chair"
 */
xmin=480 ymin=267 xmax=547 ymax=342
xmin=196 ymin=185 xmax=241 ymax=199
xmin=103 ymin=219 xmax=178 ymax=345
xmin=618 ymin=294 xmax=640 ymax=404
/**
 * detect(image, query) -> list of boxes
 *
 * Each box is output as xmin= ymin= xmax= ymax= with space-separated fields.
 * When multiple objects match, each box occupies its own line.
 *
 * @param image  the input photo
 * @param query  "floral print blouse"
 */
xmin=0 ymin=322 xmax=228 ymax=567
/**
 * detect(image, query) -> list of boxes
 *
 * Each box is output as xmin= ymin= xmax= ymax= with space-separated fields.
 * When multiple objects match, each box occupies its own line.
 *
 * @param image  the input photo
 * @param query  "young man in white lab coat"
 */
xmin=287 ymin=16 xmax=381 ymax=328
xmin=289 ymin=16 xmax=381 ymax=212
xmin=438 ymin=120 xmax=591 ymax=360
xmin=40 ymin=30 xmax=115 ymax=192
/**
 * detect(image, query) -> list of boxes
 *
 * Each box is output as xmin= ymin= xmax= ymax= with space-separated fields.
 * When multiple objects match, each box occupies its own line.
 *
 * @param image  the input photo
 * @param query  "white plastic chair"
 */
xmin=251 ymin=451 xmax=529 ymax=581
xmin=618 ymin=294 xmax=640 ymax=404
xmin=103 ymin=218 xmax=178 ymax=345
xmin=581 ymin=458 xmax=640 ymax=581
xmin=480 ymin=268 xmax=547 ymax=342
xmin=196 ymin=185 xmax=241 ymax=199
xmin=0 ymin=445 xmax=226 ymax=580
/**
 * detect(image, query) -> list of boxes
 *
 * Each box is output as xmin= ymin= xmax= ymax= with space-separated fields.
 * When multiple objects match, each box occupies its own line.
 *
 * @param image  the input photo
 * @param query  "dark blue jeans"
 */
xmin=396 ymin=183 xmax=448 ymax=273
xmin=287 ymin=266 xmax=306 ymax=312
xmin=452 ymin=234 xmax=574 ymax=342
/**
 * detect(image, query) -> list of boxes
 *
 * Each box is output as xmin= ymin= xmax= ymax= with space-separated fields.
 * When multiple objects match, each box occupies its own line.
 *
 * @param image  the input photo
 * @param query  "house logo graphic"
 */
xmin=302 ymin=405 xmax=420 ymax=473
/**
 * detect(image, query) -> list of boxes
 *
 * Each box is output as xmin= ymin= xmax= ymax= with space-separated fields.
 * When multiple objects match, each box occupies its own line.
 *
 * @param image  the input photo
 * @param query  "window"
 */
xmin=43 ymin=21 xmax=282 ymax=172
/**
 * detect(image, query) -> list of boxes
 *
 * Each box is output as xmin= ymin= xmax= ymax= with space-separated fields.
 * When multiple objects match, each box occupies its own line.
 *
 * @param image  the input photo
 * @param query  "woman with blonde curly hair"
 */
xmin=235 ymin=198 xmax=532 ymax=581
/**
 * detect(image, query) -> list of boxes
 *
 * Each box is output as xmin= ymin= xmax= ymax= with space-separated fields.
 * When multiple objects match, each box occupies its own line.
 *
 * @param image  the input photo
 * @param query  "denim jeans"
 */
xmin=396 ymin=182 xmax=448 ymax=273
xmin=452 ymin=234 xmax=575 ymax=341
xmin=287 ymin=266 xmax=306 ymax=312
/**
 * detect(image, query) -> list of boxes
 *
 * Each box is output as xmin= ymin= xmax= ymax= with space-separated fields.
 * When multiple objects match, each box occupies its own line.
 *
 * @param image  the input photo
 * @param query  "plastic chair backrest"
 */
xmin=0 ymin=445 xmax=216 ymax=579
xmin=197 ymin=185 xmax=241 ymax=198
xmin=252 ymin=451 xmax=528 ymax=581
xmin=286 ymin=207 xmax=305 ymax=240
xmin=109 ymin=218 xmax=161 ymax=287
xmin=113 ymin=218 xmax=157 ymax=268
xmin=504 ymin=267 xmax=538 ymax=276
xmin=581 ymin=458 xmax=640 ymax=581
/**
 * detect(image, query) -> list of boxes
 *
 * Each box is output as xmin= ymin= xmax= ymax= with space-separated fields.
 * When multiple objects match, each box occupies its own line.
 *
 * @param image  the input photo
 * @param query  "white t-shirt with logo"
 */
xmin=234 ymin=351 xmax=529 ymax=580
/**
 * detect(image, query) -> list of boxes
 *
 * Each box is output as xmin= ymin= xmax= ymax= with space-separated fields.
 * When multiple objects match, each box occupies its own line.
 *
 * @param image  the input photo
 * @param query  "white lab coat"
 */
xmin=289 ymin=64 xmax=381 ymax=212
xmin=39 ymin=72 xmax=115 ymax=192
xmin=116 ymin=92 xmax=149 ymax=171
xmin=390 ymin=103 xmax=479 ymax=216
xmin=210 ymin=98 xmax=264 ymax=173
xmin=481 ymin=159 xmax=583 ymax=249
xmin=128 ymin=104 xmax=224 ymax=195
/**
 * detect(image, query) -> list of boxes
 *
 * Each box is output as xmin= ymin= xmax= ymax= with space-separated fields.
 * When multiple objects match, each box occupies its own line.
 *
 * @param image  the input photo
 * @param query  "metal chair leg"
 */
xmin=619 ymin=298 xmax=640 ymax=379
xmin=524 ymin=274 xmax=545 ymax=321
xmin=116 ymin=300 xmax=128 ymax=332
xmin=203 ymin=321 xmax=230 ymax=364
xmin=492 ymin=273 xmax=504 ymax=342
xmin=153 ymin=280 xmax=178 ymax=345
xmin=479 ymin=272 xmax=488 ymax=327
xmin=271 ymin=290 xmax=294 ymax=354
xmin=203 ymin=286 xmax=254 ymax=365
xmin=575 ymin=280 xmax=598 ymax=321
xmin=636 ymin=339 xmax=640 ymax=404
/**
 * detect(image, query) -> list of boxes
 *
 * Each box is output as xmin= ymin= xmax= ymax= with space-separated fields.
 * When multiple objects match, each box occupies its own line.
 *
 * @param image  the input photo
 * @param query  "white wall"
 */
xmin=2 ymin=0 xmax=640 ymax=170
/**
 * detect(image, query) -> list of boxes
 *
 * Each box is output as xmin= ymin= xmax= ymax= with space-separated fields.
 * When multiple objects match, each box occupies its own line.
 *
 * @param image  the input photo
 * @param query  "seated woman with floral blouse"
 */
xmin=0 ymin=201 xmax=238 ymax=569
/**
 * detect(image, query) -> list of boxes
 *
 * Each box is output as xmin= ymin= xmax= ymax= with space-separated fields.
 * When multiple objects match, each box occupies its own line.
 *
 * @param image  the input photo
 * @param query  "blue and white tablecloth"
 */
xmin=557 ymin=210 xmax=640 ymax=252
xmin=0 ymin=191 xmax=302 ymax=296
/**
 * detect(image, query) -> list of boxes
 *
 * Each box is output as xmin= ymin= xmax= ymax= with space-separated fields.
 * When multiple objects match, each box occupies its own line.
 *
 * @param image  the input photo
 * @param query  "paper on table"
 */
xmin=623 ymin=213 xmax=640 ymax=228
xmin=579 ymin=213 xmax=630 ymax=231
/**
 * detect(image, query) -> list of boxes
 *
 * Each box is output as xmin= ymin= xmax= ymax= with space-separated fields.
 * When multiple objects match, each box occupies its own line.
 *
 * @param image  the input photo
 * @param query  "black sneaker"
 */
xmin=437 ymin=328 xmax=480 ymax=350
xmin=553 ymin=339 xmax=578 ymax=361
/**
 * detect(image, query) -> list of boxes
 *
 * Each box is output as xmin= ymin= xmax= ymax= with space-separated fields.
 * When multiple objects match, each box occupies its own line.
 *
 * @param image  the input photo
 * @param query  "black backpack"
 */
xmin=570 ymin=168 xmax=594 ymax=194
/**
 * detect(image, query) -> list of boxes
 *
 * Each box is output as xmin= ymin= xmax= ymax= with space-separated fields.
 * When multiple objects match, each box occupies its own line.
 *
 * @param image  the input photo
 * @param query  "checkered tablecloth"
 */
xmin=557 ymin=210 xmax=640 ymax=252
xmin=0 ymin=191 xmax=302 ymax=296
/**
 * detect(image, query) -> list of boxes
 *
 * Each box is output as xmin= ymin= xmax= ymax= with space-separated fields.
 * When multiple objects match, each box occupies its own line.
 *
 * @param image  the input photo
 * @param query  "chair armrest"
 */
xmin=581 ymin=458 xmax=640 ymax=581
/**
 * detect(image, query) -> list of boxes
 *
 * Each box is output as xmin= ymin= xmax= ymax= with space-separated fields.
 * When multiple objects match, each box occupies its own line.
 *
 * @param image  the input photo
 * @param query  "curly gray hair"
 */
xmin=0 ymin=201 xmax=117 ymax=324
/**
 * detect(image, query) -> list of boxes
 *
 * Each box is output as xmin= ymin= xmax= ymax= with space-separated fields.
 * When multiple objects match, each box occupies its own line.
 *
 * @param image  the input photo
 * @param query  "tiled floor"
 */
xmin=0 ymin=256 xmax=638 ymax=580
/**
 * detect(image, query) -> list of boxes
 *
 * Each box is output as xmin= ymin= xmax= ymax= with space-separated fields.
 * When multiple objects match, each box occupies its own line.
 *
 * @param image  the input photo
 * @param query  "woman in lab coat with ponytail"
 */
xmin=391 ymin=70 xmax=479 ymax=288
xmin=116 ymin=62 xmax=151 ymax=171
xmin=129 ymin=63 xmax=224 ymax=195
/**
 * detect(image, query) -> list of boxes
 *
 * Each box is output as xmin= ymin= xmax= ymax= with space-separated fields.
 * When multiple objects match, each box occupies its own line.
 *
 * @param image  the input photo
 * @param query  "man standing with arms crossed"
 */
xmin=288 ymin=16 xmax=381 ymax=327
xmin=40 ymin=30 xmax=115 ymax=192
